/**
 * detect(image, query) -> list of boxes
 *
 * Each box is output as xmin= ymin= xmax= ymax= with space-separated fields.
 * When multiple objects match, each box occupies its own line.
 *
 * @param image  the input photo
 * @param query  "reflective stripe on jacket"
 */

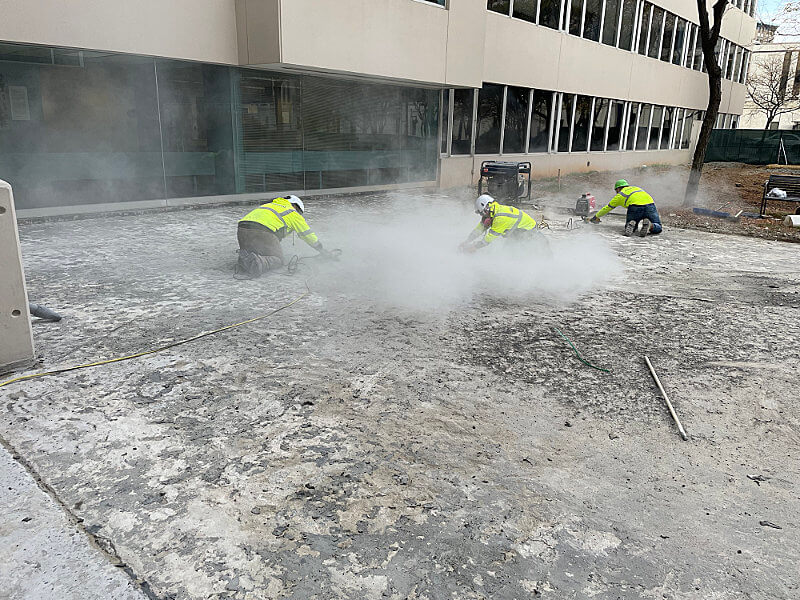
xmin=596 ymin=186 xmax=654 ymax=217
xmin=474 ymin=202 xmax=537 ymax=244
xmin=239 ymin=197 xmax=320 ymax=247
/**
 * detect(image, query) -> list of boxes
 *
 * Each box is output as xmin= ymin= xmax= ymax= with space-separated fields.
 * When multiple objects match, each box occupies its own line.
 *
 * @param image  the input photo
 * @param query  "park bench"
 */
xmin=761 ymin=174 xmax=800 ymax=216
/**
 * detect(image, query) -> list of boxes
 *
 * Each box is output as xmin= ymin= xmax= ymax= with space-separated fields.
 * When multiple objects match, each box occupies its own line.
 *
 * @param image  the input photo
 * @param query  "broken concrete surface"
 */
xmin=3 ymin=193 xmax=799 ymax=599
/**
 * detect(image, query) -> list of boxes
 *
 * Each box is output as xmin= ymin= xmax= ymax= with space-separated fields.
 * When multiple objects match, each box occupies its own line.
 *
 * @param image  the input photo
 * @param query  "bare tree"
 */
xmin=747 ymin=51 xmax=800 ymax=130
xmin=684 ymin=0 xmax=729 ymax=206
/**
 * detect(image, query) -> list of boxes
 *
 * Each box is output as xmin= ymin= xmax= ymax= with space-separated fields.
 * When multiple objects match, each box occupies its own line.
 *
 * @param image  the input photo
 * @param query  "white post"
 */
xmin=0 ymin=180 xmax=35 ymax=373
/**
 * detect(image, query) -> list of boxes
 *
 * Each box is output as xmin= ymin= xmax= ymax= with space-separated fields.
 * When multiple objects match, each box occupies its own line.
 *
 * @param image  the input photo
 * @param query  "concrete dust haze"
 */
xmin=313 ymin=196 xmax=623 ymax=311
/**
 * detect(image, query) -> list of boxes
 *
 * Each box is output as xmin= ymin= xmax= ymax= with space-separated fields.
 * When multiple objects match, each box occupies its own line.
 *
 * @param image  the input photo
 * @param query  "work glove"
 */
xmin=589 ymin=215 xmax=600 ymax=224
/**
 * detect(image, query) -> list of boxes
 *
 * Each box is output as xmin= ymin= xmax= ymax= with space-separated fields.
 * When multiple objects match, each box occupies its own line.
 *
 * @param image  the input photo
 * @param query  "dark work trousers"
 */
xmin=237 ymin=222 xmax=285 ymax=261
xmin=625 ymin=203 xmax=663 ymax=235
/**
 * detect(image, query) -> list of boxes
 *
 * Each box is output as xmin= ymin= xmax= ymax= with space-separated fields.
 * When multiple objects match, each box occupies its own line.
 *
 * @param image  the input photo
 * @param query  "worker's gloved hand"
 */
xmin=589 ymin=215 xmax=600 ymax=224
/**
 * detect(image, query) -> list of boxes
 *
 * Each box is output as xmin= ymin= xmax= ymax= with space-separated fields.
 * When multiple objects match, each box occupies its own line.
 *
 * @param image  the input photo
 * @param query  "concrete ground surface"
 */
xmin=2 ymin=191 xmax=798 ymax=599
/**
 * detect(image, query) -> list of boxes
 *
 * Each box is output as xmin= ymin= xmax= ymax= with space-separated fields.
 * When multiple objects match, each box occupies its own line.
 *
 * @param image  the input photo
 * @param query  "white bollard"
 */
xmin=783 ymin=214 xmax=800 ymax=228
xmin=0 ymin=180 xmax=34 ymax=372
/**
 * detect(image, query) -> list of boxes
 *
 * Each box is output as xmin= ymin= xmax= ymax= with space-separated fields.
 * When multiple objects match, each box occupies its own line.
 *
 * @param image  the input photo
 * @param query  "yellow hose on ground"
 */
xmin=0 ymin=289 xmax=310 ymax=390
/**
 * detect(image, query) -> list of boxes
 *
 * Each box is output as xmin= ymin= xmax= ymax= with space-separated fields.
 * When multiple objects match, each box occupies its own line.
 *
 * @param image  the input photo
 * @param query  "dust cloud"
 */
xmin=311 ymin=197 xmax=623 ymax=311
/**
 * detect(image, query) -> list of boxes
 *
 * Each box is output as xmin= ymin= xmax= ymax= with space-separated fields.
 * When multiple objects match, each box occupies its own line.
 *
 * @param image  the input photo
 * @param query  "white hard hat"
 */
xmin=475 ymin=194 xmax=495 ymax=215
xmin=287 ymin=195 xmax=304 ymax=213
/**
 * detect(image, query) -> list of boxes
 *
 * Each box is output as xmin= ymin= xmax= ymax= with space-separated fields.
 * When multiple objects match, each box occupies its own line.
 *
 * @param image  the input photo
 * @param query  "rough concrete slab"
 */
xmin=2 ymin=191 xmax=799 ymax=599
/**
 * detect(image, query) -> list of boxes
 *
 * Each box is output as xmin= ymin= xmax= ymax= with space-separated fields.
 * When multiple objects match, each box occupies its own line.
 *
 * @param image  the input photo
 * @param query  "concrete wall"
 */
xmin=0 ymin=0 xmax=240 ymax=64
xmin=0 ymin=180 xmax=34 ymax=373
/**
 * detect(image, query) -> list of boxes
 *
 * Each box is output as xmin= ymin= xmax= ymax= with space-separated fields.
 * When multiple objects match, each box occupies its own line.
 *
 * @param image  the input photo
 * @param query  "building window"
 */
xmin=513 ymin=0 xmax=537 ymax=22
xmin=569 ymin=0 xmax=583 ymax=35
xmin=539 ymin=0 xmax=562 ymax=28
xmin=590 ymin=98 xmax=610 ymax=151
xmin=420 ymin=0 xmax=446 ymax=5
xmin=440 ymin=89 xmax=450 ymax=155
xmin=556 ymin=94 xmax=574 ymax=152
xmin=672 ymin=18 xmax=686 ymax=65
xmin=692 ymin=29 xmax=703 ymax=70
xmin=649 ymin=105 xmax=663 ymax=148
xmin=648 ymin=6 xmax=664 ymax=59
xmin=739 ymin=50 xmax=749 ymax=84
xmin=529 ymin=90 xmax=553 ymax=153
xmin=451 ymin=89 xmax=474 ymax=155
xmin=606 ymin=100 xmax=625 ymax=150
xmin=572 ymin=94 xmax=592 ymax=152
xmin=638 ymin=3 xmax=652 ymax=55
xmin=487 ymin=0 xmax=510 ymax=14
xmin=636 ymin=104 xmax=651 ymax=149
xmin=583 ymin=0 xmax=603 ymax=41
xmin=661 ymin=12 xmax=675 ymax=62
xmin=725 ymin=44 xmax=737 ymax=79
xmin=685 ymin=24 xmax=695 ymax=68
xmin=602 ymin=0 xmax=621 ymax=46
xmin=661 ymin=106 xmax=674 ymax=148
xmin=476 ymin=84 xmax=504 ymax=154
xmin=503 ymin=86 xmax=529 ymax=153
xmin=680 ymin=110 xmax=693 ymax=149
xmin=618 ymin=0 xmax=637 ymax=50
xmin=625 ymin=103 xmax=639 ymax=150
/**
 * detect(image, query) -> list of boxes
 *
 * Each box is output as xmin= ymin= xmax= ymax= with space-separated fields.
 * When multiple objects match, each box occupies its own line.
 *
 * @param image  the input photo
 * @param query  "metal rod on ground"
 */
xmin=644 ymin=355 xmax=688 ymax=441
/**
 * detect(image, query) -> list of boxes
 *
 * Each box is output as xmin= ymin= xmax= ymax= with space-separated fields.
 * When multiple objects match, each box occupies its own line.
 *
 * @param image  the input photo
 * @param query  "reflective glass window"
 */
xmin=440 ymin=90 xmax=450 ymax=154
xmin=475 ymin=84 xmax=504 ymax=154
xmin=539 ymin=0 xmax=562 ymax=29
xmin=625 ymin=103 xmax=639 ymax=150
xmin=636 ymin=104 xmax=651 ymax=149
xmin=590 ymin=98 xmax=609 ymax=151
xmin=725 ymin=44 xmax=737 ymax=79
xmin=607 ymin=100 xmax=625 ymax=151
xmin=570 ymin=0 xmax=584 ymax=35
xmin=487 ymin=0 xmax=511 ymax=14
xmin=638 ymin=4 xmax=652 ymax=55
xmin=648 ymin=7 xmax=664 ymax=59
xmin=503 ymin=86 xmax=529 ymax=154
xmin=572 ymin=95 xmax=592 ymax=152
xmin=529 ymin=90 xmax=553 ymax=153
xmin=672 ymin=18 xmax=686 ymax=64
xmin=649 ymin=105 xmax=663 ymax=148
xmin=692 ymin=28 xmax=703 ymax=70
xmin=619 ymin=0 xmax=637 ymax=50
xmin=602 ymin=0 xmax=620 ymax=45
xmin=556 ymin=94 xmax=574 ymax=153
xmin=513 ymin=0 xmax=538 ymax=22
xmin=583 ymin=0 xmax=603 ymax=41
xmin=661 ymin=12 xmax=675 ymax=62
xmin=661 ymin=106 xmax=674 ymax=149
xmin=451 ymin=89 xmax=474 ymax=155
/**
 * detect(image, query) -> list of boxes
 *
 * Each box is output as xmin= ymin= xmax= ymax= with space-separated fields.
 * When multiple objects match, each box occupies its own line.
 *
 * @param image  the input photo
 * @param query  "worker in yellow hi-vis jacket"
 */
xmin=459 ymin=194 xmax=539 ymax=253
xmin=589 ymin=180 xmax=663 ymax=237
xmin=236 ymin=195 xmax=326 ymax=276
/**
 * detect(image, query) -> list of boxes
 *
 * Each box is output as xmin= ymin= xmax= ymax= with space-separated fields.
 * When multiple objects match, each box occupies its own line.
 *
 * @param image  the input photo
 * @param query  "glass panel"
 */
xmin=606 ymin=100 xmax=625 ymax=151
xmin=513 ymin=0 xmax=538 ymax=22
xmin=619 ymin=0 xmax=636 ymax=49
xmin=739 ymin=51 xmax=749 ymax=84
xmin=590 ymin=98 xmax=609 ymax=151
xmin=440 ymin=90 xmax=450 ymax=154
xmin=570 ymin=0 xmax=584 ymax=35
xmin=725 ymin=44 xmax=737 ymax=79
xmin=625 ymin=103 xmax=639 ymax=150
xmin=503 ymin=86 xmax=529 ymax=154
xmin=648 ymin=6 xmax=664 ymax=59
xmin=681 ymin=110 xmax=693 ymax=149
xmin=638 ymin=4 xmax=651 ymax=55
xmin=649 ymin=105 xmax=663 ymax=148
xmin=572 ymin=94 xmax=592 ymax=152
xmin=451 ymin=89 xmax=474 ymax=155
xmin=529 ymin=90 xmax=552 ymax=153
xmin=693 ymin=28 xmax=703 ymax=70
xmin=685 ymin=24 xmax=695 ymax=68
xmin=661 ymin=12 xmax=675 ymax=62
xmin=475 ymin=83 xmax=504 ymax=154
xmin=636 ymin=104 xmax=651 ymax=149
xmin=602 ymin=0 xmax=620 ymax=45
xmin=583 ymin=0 xmax=603 ymax=41
xmin=557 ymin=94 xmax=574 ymax=153
xmin=487 ymin=0 xmax=511 ymax=14
xmin=421 ymin=0 xmax=446 ymax=5
xmin=539 ymin=0 xmax=562 ymax=29
xmin=0 ymin=46 xmax=165 ymax=209
xmin=672 ymin=18 xmax=686 ymax=64
xmin=661 ymin=106 xmax=674 ymax=149
xmin=156 ymin=60 xmax=236 ymax=198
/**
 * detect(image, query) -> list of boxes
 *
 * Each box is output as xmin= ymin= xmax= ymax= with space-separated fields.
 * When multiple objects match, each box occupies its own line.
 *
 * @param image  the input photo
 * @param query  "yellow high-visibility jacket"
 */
xmin=596 ymin=186 xmax=654 ymax=218
xmin=239 ymin=197 xmax=320 ymax=248
xmin=471 ymin=202 xmax=537 ymax=244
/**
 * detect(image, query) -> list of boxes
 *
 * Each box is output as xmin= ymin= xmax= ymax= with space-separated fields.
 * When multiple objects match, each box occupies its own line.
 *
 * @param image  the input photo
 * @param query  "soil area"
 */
xmin=2 ymin=192 xmax=799 ymax=599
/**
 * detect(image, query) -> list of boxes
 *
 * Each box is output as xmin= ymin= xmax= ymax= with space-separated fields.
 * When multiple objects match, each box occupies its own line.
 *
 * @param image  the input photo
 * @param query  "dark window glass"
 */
xmin=602 ymin=0 xmax=620 ymax=45
xmin=625 ymin=103 xmax=639 ymax=150
xmin=661 ymin=13 xmax=675 ymax=62
xmin=739 ymin=50 xmax=749 ymax=84
xmin=440 ymin=90 xmax=450 ymax=154
xmin=685 ymin=24 xmax=695 ymax=68
xmin=661 ymin=106 xmax=674 ymax=148
xmin=513 ymin=0 xmax=537 ymax=22
xmin=649 ymin=105 xmax=663 ymax=148
xmin=557 ymin=94 xmax=574 ymax=153
xmin=475 ymin=84 xmax=504 ymax=154
xmin=693 ymin=28 xmax=703 ymax=70
xmin=636 ymin=104 xmax=651 ymax=149
xmin=539 ymin=0 xmax=561 ymax=29
xmin=529 ymin=90 xmax=552 ymax=153
xmin=503 ymin=86 xmax=529 ymax=154
xmin=779 ymin=51 xmax=792 ymax=97
xmin=681 ymin=110 xmax=693 ymax=149
xmin=673 ymin=19 xmax=687 ymax=64
xmin=590 ymin=98 xmax=609 ymax=151
xmin=583 ymin=0 xmax=603 ymax=41
xmin=725 ymin=44 xmax=737 ymax=79
xmin=487 ymin=0 xmax=511 ymax=14
xmin=451 ymin=89 xmax=474 ymax=155
xmin=619 ymin=0 xmax=636 ymax=49
xmin=638 ymin=4 xmax=651 ymax=55
xmin=648 ymin=7 xmax=664 ymax=59
xmin=421 ymin=0 xmax=446 ymax=5
xmin=570 ymin=0 xmax=583 ymax=35
xmin=606 ymin=100 xmax=625 ymax=151
xmin=572 ymin=95 xmax=592 ymax=152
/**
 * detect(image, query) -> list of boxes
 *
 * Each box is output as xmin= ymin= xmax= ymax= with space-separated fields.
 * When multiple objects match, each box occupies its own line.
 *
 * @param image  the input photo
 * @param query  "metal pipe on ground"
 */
xmin=644 ymin=355 xmax=688 ymax=441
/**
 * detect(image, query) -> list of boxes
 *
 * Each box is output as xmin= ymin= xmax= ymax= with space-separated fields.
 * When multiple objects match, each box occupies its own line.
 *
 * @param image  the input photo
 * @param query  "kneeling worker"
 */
xmin=460 ymin=194 xmax=538 ymax=252
xmin=236 ymin=195 xmax=326 ymax=276
xmin=590 ymin=180 xmax=662 ymax=236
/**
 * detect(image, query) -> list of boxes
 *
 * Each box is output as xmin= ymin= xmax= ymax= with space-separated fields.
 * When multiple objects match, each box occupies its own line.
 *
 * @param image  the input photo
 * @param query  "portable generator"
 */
xmin=477 ymin=161 xmax=532 ymax=202
xmin=574 ymin=193 xmax=596 ymax=217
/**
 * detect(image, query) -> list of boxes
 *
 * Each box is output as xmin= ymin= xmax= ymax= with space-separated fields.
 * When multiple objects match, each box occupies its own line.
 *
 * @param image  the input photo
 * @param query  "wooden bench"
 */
xmin=761 ymin=174 xmax=800 ymax=216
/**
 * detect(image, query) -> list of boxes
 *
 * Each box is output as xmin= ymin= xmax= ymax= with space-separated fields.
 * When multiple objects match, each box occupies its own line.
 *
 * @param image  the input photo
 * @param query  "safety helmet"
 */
xmin=287 ymin=195 xmax=304 ymax=213
xmin=475 ymin=194 xmax=495 ymax=215
xmin=614 ymin=179 xmax=629 ymax=190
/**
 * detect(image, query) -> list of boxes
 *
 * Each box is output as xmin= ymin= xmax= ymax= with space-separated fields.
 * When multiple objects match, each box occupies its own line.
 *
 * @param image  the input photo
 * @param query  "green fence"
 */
xmin=705 ymin=129 xmax=800 ymax=165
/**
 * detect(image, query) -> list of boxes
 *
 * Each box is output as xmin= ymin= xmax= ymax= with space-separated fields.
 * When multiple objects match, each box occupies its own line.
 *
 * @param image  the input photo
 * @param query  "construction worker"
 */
xmin=236 ymin=195 xmax=325 ymax=277
xmin=589 ymin=180 xmax=663 ymax=237
xmin=460 ymin=194 xmax=539 ymax=253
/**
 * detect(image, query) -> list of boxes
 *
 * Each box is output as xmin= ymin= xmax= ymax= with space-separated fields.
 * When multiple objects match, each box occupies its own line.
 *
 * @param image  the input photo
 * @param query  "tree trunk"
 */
xmin=685 ymin=72 xmax=722 ymax=206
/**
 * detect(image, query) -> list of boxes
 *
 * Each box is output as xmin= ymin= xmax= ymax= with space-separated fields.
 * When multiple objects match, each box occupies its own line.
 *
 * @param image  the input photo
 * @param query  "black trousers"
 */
xmin=237 ymin=222 xmax=284 ymax=261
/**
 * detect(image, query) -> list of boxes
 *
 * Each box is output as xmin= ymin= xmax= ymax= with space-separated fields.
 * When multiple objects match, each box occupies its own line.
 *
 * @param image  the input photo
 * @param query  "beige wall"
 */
xmin=0 ymin=0 xmax=239 ymax=64
xmin=0 ymin=181 xmax=34 ymax=373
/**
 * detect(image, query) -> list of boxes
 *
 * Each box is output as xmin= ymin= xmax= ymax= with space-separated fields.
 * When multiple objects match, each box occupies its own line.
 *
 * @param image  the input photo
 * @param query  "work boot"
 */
xmin=624 ymin=220 xmax=637 ymax=236
xmin=639 ymin=218 xmax=651 ymax=237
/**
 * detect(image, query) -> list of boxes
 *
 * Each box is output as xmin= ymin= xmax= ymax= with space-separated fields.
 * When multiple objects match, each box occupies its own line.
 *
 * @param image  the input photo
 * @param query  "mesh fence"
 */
xmin=705 ymin=129 xmax=800 ymax=165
